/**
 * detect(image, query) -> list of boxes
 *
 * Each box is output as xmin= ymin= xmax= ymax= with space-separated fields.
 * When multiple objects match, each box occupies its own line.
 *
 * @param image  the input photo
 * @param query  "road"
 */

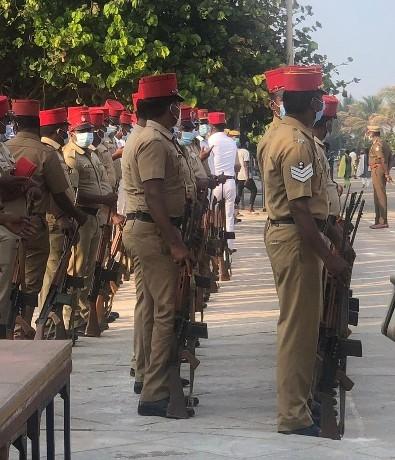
xmin=44 ymin=180 xmax=395 ymax=459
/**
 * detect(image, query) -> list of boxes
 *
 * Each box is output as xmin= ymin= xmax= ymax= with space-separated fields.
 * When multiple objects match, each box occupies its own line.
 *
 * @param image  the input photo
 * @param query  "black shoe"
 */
xmin=280 ymin=424 xmax=320 ymax=437
xmin=195 ymin=339 xmax=201 ymax=348
xmin=134 ymin=381 xmax=143 ymax=394
xmin=108 ymin=312 xmax=119 ymax=323
xmin=181 ymin=378 xmax=190 ymax=387
xmin=138 ymin=398 xmax=168 ymax=417
xmin=130 ymin=367 xmax=135 ymax=377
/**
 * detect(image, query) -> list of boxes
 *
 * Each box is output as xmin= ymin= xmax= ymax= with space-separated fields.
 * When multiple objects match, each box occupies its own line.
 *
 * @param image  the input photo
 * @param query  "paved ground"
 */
xmin=25 ymin=181 xmax=395 ymax=459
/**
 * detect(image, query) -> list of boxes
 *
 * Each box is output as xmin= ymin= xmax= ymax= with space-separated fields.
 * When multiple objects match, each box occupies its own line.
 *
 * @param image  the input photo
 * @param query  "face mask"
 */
xmin=75 ymin=132 xmax=94 ymax=148
xmin=199 ymin=124 xmax=209 ymax=137
xmin=314 ymin=100 xmax=325 ymax=125
xmin=106 ymin=125 xmax=117 ymax=135
xmin=179 ymin=131 xmax=196 ymax=146
xmin=279 ymin=103 xmax=286 ymax=119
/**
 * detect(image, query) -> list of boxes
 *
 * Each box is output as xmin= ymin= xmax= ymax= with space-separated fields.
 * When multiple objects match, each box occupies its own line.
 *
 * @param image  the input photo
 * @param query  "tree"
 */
xmin=0 ymin=0 xmax=354 ymax=137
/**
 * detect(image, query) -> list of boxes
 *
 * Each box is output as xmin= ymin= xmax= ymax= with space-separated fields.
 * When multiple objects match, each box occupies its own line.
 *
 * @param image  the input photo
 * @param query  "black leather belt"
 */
xmin=224 ymin=175 xmax=235 ymax=180
xmin=79 ymin=207 xmax=99 ymax=216
xmin=127 ymin=211 xmax=183 ymax=228
xmin=269 ymin=218 xmax=327 ymax=232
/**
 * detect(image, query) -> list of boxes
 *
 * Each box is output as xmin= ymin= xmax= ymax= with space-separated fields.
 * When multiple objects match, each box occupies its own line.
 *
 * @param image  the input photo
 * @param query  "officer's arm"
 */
xmin=144 ymin=179 xmax=184 ymax=247
xmin=52 ymin=192 xmax=87 ymax=226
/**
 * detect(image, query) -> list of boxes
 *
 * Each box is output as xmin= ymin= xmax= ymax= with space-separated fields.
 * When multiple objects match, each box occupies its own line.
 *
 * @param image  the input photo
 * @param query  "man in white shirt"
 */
xmin=208 ymin=112 xmax=237 ymax=251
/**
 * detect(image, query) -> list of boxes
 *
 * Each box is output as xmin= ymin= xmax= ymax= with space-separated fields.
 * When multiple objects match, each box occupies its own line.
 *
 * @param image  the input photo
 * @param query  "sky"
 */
xmin=299 ymin=0 xmax=395 ymax=100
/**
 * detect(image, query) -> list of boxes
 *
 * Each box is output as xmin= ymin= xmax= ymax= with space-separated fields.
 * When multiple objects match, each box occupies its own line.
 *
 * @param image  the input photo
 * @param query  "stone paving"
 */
xmin=18 ymin=182 xmax=395 ymax=459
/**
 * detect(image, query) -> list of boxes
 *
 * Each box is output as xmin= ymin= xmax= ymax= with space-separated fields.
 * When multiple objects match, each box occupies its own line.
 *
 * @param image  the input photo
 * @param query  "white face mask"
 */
xmin=75 ymin=132 xmax=94 ymax=148
xmin=106 ymin=125 xmax=117 ymax=135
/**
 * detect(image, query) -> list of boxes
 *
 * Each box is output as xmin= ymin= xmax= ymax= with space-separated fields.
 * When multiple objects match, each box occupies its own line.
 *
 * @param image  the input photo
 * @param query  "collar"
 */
xmin=314 ymin=136 xmax=325 ymax=148
xmin=15 ymin=131 xmax=41 ymax=141
xmin=67 ymin=140 xmax=85 ymax=155
xmin=146 ymin=120 xmax=174 ymax=141
xmin=282 ymin=116 xmax=314 ymax=140
xmin=133 ymin=124 xmax=144 ymax=134
xmin=41 ymin=136 xmax=61 ymax=151
xmin=272 ymin=116 xmax=282 ymax=128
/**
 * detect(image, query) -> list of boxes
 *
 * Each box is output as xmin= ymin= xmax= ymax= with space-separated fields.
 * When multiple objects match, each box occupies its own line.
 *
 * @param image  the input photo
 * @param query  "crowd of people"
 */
xmin=0 ymin=63 xmax=391 ymax=439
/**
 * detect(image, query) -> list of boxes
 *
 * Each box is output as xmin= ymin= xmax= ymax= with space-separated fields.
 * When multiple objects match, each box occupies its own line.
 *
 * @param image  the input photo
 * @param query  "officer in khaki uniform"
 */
xmin=313 ymin=95 xmax=341 ymax=218
xmin=39 ymin=107 xmax=87 ymax=309
xmin=63 ymin=107 xmax=117 ymax=330
xmin=257 ymin=67 xmax=286 ymax=210
xmin=367 ymin=125 xmax=392 ymax=229
xmin=0 ymin=96 xmax=37 ymax=335
xmin=123 ymin=73 xmax=193 ymax=417
xmin=7 ymin=99 xmax=73 ymax=329
xmin=122 ymin=89 xmax=147 ymax=388
xmin=263 ymin=67 xmax=349 ymax=436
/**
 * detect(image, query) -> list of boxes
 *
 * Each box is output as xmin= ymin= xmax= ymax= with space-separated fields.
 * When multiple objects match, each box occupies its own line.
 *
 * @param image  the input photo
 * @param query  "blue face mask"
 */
xmin=75 ymin=132 xmax=94 ymax=148
xmin=179 ymin=131 xmax=196 ymax=146
xmin=199 ymin=124 xmax=209 ymax=137
xmin=279 ymin=103 xmax=286 ymax=119
xmin=106 ymin=125 xmax=117 ymax=135
xmin=314 ymin=101 xmax=325 ymax=125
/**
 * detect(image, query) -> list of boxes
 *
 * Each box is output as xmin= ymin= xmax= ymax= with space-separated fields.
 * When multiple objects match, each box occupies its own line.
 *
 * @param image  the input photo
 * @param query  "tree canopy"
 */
xmin=0 ymin=0 xmax=355 ymax=133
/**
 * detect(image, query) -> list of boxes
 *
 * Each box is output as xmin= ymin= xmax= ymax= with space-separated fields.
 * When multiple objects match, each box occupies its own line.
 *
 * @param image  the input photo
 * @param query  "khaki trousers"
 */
xmin=65 ymin=214 xmax=100 ymax=323
xmin=130 ymin=255 xmax=145 ymax=383
xmin=123 ymin=219 xmax=179 ymax=402
xmin=39 ymin=220 xmax=67 ymax=311
xmin=265 ymin=223 xmax=323 ymax=432
xmin=24 ymin=219 xmax=50 ymax=306
xmin=0 ymin=227 xmax=18 ymax=325
xmin=372 ymin=167 xmax=388 ymax=224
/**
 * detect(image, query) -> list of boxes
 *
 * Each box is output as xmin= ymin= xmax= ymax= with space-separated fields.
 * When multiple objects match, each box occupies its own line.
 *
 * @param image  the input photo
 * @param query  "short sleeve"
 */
xmin=43 ymin=150 xmax=69 ymax=194
xmin=281 ymin=141 xmax=313 ymax=201
xmin=137 ymin=140 xmax=167 ymax=182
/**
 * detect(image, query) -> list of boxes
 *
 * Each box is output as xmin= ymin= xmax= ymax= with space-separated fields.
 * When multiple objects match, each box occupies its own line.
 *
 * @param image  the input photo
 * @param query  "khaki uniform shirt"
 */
xmin=0 ymin=142 xmax=16 ymax=210
xmin=103 ymin=135 xmax=122 ymax=182
xmin=7 ymin=132 xmax=68 ymax=215
xmin=183 ymin=142 xmax=208 ymax=181
xmin=369 ymin=137 xmax=392 ymax=169
xmin=257 ymin=115 xmax=281 ymax=176
xmin=315 ymin=137 xmax=340 ymax=217
xmin=263 ymin=116 xmax=328 ymax=221
xmin=123 ymin=120 xmax=187 ymax=217
xmin=63 ymin=140 xmax=107 ymax=208
xmin=94 ymin=142 xmax=117 ymax=189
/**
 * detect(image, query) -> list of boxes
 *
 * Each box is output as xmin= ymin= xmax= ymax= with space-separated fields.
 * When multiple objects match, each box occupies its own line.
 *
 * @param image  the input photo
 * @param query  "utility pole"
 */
xmin=286 ymin=0 xmax=294 ymax=65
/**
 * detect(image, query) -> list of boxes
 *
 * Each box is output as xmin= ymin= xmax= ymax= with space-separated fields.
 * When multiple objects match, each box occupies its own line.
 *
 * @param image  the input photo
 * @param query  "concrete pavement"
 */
xmin=35 ymin=182 xmax=395 ymax=459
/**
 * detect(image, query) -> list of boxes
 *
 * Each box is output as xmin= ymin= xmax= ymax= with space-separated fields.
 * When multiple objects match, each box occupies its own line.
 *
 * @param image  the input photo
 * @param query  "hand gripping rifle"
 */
xmin=35 ymin=225 xmax=81 ymax=340
xmin=318 ymin=193 xmax=365 ymax=439
xmin=167 ymin=200 xmax=209 ymax=419
xmin=85 ymin=209 xmax=117 ymax=337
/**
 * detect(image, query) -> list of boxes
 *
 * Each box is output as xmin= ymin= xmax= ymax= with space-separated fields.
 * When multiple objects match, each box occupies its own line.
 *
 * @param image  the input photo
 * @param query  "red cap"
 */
xmin=67 ymin=106 xmax=92 ymax=131
xmin=181 ymin=105 xmax=193 ymax=122
xmin=0 ymin=96 xmax=10 ymax=118
xmin=12 ymin=99 xmax=40 ymax=117
xmin=191 ymin=108 xmax=199 ymax=122
xmin=39 ymin=107 xmax=67 ymax=127
xmin=88 ymin=108 xmax=105 ymax=128
xmin=132 ymin=92 xmax=141 ymax=111
xmin=120 ymin=111 xmax=132 ymax=125
xmin=264 ymin=68 xmax=286 ymax=93
xmin=198 ymin=109 xmax=208 ymax=120
xmin=139 ymin=73 xmax=183 ymax=100
xmin=104 ymin=99 xmax=125 ymax=118
xmin=323 ymin=95 xmax=339 ymax=118
xmin=283 ymin=66 xmax=323 ymax=91
xmin=208 ymin=112 xmax=226 ymax=125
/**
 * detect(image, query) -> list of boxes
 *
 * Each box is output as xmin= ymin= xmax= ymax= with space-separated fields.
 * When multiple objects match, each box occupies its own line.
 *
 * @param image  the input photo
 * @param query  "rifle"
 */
xmin=318 ymin=193 xmax=364 ymax=439
xmin=85 ymin=209 xmax=117 ymax=336
xmin=35 ymin=225 xmax=81 ymax=340
xmin=167 ymin=200 xmax=209 ymax=419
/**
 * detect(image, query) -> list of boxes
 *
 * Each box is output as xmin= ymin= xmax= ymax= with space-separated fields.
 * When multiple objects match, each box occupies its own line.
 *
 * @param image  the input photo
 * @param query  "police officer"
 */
xmin=367 ymin=125 xmax=392 ymax=229
xmin=122 ymin=73 xmax=193 ymax=417
xmin=257 ymin=67 xmax=286 ymax=211
xmin=7 ymin=99 xmax=77 ymax=331
xmin=63 ymin=106 xmax=117 ymax=332
xmin=0 ymin=96 xmax=37 ymax=336
xmin=104 ymin=99 xmax=125 ymax=183
xmin=263 ymin=66 xmax=349 ymax=436
xmin=39 ymin=107 xmax=87 ymax=309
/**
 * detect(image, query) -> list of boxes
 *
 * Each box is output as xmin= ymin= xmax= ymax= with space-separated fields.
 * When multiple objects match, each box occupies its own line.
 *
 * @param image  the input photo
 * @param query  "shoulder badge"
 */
xmin=290 ymin=162 xmax=313 ymax=183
